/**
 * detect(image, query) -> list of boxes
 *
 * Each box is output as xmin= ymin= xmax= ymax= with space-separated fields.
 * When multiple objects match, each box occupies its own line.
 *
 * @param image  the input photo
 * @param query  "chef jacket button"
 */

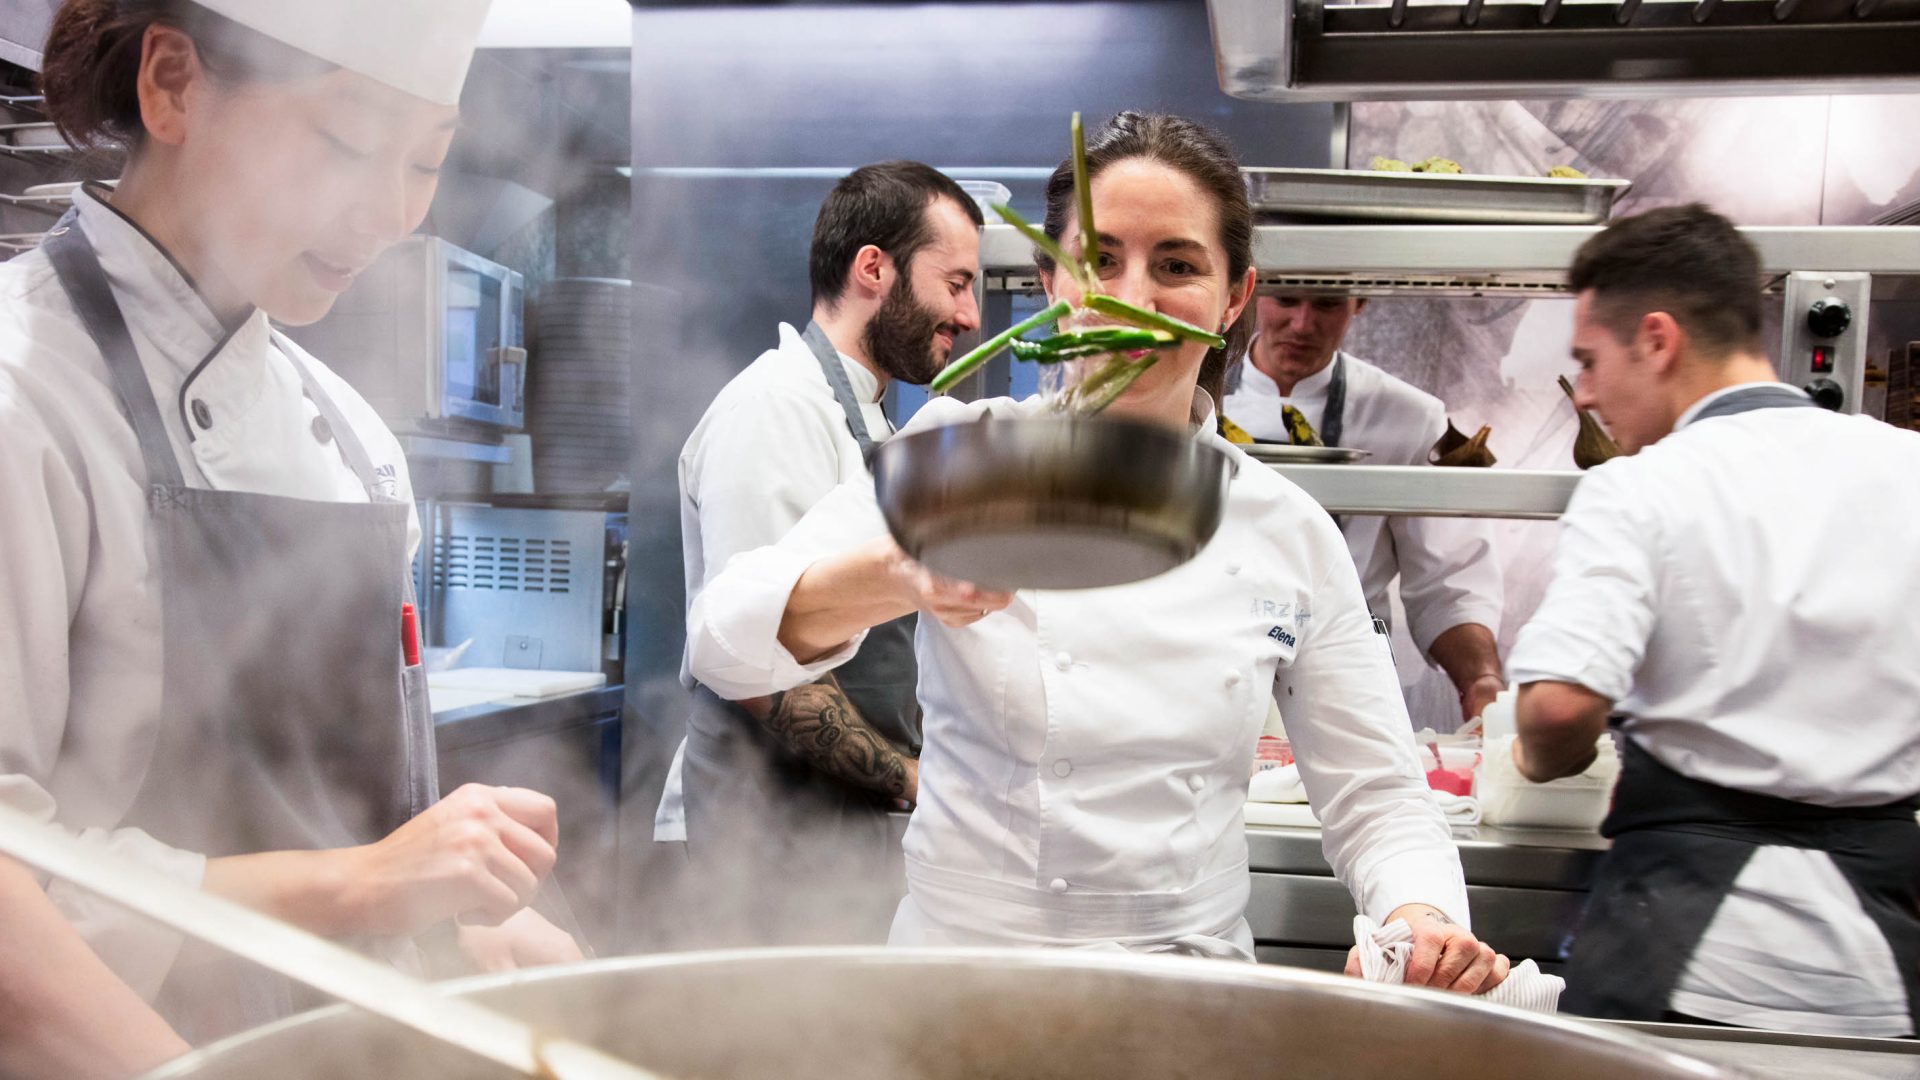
xmin=1053 ymin=651 xmax=1072 ymax=672
xmin=1049 ymin=878 xmax=1069 ymax=894
xmin=190 ymin=398 xmax=213 ymax=430
xmin=311 ymin=415 xmax=334 ymax=444
xmin=1188 ymin=774 xmax=1206 ymax=793
xmin=1224 ymin=669 xmax=1243 ymax=688
xmin=1224 ymin=562 xmax=1241 ymax=575
xmin=1052 ymin=758 xmax=1073 ymax=778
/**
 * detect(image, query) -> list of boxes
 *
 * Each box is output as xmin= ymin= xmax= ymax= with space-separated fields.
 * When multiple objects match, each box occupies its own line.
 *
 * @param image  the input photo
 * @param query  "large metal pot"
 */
xmin=872 ymin=415 xmax=1236 ymax=590
xmin=145 ymin=947 xmax=1733 ymax=1080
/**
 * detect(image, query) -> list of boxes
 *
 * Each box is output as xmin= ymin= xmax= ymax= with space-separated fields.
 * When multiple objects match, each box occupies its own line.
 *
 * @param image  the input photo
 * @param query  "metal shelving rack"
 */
xmin=976 ymin=221 xmax=1920 ymax=519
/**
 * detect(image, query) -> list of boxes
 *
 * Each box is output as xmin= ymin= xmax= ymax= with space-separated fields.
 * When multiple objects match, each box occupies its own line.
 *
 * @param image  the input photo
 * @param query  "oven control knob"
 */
xmin=1804 ymin=377 xmax=1845 ymax=411
xmin=1806 ymin=298 xmax=1852 ymax=339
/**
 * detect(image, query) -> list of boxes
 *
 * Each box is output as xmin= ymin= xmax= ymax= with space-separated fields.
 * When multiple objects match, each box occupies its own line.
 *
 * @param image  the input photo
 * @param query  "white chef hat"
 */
xmin=190 ymin=0 xmax=493 ymax=107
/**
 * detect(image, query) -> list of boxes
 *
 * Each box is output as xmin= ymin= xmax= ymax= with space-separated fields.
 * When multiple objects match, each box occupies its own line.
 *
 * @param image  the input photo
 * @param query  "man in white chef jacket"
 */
xmin=1222 ymin=295 xmax=1506 ymax=730
xmin=1510 ymin=203 xmax=1920 ymax=1035
xmin=661 ymin=161 xmax=982 ymax=943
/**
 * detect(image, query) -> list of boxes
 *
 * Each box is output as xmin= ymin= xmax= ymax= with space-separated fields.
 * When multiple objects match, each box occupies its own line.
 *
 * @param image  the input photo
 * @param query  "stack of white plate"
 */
xmin=527 ymin=278 xmax=631 ymax=493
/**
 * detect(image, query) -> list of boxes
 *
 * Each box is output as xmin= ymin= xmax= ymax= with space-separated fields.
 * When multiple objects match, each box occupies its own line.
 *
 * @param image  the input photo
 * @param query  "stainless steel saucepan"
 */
xmin=145 ymin=946 xmax=1737 ymax=1080
xmin=871 ymin=413 xmax=1237 ymax=590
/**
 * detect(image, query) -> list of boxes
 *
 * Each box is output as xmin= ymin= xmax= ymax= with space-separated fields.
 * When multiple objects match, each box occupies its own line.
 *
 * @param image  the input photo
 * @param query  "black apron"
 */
xmin=45 ymin=218 xmax=436 ymax=1042
xmin=680 ymin=322 xmax=919 ymax=944
xmin=1562 ymin=383 xmax=1920 ymax=1029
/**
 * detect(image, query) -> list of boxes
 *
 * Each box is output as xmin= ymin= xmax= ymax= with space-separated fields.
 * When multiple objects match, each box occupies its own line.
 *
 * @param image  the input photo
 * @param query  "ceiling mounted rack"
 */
xmin=1208 ymin=0 xmax=1920 ymax=101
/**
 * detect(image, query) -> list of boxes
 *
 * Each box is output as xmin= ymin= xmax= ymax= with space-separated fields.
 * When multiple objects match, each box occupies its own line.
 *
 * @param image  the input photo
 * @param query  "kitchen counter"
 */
xmin=1248 ymin=823 xmax=1607 ymax=887
xmin=1244 ymin=821 xmax=1606 ymax=972
xmin=432 ymin=684 xmax=624 ymax=753
xmin=434 ymin=684 xmax=625 ymax=947
xmin=879 ymin=813 xmax=1606 ymax=972
xmin=1612 ymin=1021 xmax=1920 ymax=1080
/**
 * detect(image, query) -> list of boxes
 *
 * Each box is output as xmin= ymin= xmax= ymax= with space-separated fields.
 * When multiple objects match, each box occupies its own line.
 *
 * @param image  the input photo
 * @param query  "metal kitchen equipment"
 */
xmin=0 ymin=804 xmax=660 ymax=1080
xmin=1778 ymin=271 xmax=1871 ymax=414
xmin=415 ymin=505 xmax=627 ymax=676
xmin=287 ymin=236 xmax=528 ymax=433
xmin=871 ymin=414 xmax=1237 ymax=590
xmin=1206 ymin=0 xmax=1920 ymax=103
xmin=1245 ymin=167 xmax=1632 ymax=226
xmin=145 ymin=947 xmax=1735 ymax=1080
xmin=979 ymin=220 xmax=1920 ymax=520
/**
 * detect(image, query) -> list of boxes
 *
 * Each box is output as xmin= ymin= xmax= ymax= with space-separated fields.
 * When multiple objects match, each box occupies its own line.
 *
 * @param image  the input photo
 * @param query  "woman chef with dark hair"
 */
xmin=0 ymin=3 xmax=578 ymax=1075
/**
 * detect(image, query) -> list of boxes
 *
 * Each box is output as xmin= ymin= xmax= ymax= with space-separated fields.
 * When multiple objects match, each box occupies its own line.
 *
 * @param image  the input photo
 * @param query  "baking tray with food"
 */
xmin=1244 ymin=158 xmax=1631 ymax=226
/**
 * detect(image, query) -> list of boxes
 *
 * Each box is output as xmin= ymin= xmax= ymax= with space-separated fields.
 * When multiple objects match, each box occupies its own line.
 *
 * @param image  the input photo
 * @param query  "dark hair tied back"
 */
xmin=41 ymin=0 xmax=332 ymax=151
xmin=39 ymin=0 xmax=167 ymax=150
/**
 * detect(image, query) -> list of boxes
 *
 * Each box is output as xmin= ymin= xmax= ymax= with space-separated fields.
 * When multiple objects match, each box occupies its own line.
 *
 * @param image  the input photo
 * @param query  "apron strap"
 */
xmin=1688 ymin=383 xmax=1816 ymax=424
xmin=274 ymin=333 xmax=389 ymax=500
xmin=41 ymin=217 xmax=187 ymax=490
xmin=801 ymin=321 xmax=879 ymax=459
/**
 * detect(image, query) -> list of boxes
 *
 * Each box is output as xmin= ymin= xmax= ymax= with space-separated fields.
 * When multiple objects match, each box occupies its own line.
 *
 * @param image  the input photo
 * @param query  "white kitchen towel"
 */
xmin=1352 ymin=915 xmax=1565 ymax=1013
xmin=1248 ymin=763 xmax=1308 ymax=803
xmin=1433 ymin=791 xmax=1482 ymax=827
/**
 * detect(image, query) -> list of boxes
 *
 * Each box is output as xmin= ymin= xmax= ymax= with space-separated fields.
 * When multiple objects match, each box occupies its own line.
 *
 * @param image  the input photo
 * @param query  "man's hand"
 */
xmin=1428 ymin=623 xmax=1504 ymax=728
xmin=884 ymin=544 xmax=1013 ymax=628
xmin=1459 ymin=674 xmax=1505 ymax=724
xmin=457 ymin=908 xmax=585 ymax=973
xmin=902 ymin=757 xmax=920 ymax=807
xmin=1345 ymin=904 xmax=1510 ymax=995
xmin=336 ymin=784 xmax=559 ymax=936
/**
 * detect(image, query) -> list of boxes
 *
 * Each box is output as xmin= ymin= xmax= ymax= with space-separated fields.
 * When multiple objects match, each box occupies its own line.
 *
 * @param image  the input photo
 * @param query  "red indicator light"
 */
xmin=1811 ymin=346 xmax=1833 ymax=374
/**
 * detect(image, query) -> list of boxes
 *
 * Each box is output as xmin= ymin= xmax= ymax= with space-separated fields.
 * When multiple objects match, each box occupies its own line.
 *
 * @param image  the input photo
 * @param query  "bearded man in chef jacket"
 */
xmin=657 ymin=162 xmax=983 ymax=944
xmin=1510 ymin=203 xmax=1920 ymax=1036
xmin=1222 ymin=295 xmax=1507 ymax=731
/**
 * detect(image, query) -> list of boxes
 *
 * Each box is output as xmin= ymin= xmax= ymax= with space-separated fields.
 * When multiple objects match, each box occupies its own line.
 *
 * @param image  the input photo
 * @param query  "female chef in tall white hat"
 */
xmin=0 ymin=2 xmax=577 ymax=1075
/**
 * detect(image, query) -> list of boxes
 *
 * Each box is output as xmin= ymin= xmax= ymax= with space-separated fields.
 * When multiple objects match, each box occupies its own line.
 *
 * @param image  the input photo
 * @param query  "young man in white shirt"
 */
xmin=665 ymin=162 xmax=982 ymax=944
xmin=1510 ymin=203 xmax=1920 ymax=1035
xmin=1222 ymin=296 xmax=1506 ymax=730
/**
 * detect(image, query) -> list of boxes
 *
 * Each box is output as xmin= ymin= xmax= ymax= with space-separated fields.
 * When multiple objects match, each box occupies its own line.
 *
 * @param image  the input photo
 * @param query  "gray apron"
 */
xmin=44 ymin=219 xmax=436 ymax=1042
xmin=1562 ymin=383 xmax=1920 ymax=1027
xmin=681 ymin=322 xmax=919 ymax=945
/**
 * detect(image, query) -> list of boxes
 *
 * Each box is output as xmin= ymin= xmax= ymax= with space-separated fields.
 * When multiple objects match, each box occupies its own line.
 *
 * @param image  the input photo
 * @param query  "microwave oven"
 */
xmin=286 ymin=236 xmax=527 ymax=431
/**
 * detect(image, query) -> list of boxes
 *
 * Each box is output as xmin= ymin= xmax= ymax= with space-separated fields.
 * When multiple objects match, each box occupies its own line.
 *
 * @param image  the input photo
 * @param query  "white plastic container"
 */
xmin=1477 ymin=733 xmax=1620 ymax=831
xmin=957 ymin=179 xmax=1011 ymax=223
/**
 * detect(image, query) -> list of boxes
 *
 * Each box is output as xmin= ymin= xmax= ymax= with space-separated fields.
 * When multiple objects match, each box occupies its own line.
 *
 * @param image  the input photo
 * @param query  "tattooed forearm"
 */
xmin=760 ymin=673 xmax=914 ymax=799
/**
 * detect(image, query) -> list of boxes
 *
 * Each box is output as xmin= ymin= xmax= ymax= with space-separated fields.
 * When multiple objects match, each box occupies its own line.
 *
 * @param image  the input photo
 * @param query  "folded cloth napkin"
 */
xmin=1432 ymin=790 xmax=1482 ymax=827
xmin=1248 ymin=763 xmax=1308 ymax=803
xmin=1352 ymin=915 xmax=1565 ymax=1013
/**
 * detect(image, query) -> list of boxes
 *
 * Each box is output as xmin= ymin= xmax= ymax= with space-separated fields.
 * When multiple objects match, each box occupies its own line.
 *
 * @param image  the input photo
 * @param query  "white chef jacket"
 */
xmin=0 ymin=186 xmax=418 ymax=999
xmin=688 ymin=390 xmax=1470 ymax=949
xmin=1509 ymin=382 xmax=1920 ymax=1035
xmin=1223 ymin=352 xmax=1503 ymax=656
xmin=653 ymin=322 xmax=891 ymax=841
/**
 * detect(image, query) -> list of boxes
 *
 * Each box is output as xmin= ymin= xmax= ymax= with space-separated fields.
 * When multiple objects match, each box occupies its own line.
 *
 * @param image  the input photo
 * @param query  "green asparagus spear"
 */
xmin=991 ymin=203 xmax=1089 ymax=296
xmin=929 ymin=298 xmax=1072 ymax=394
xmin=1071 ymin=111 xmax=1098 ymax=287
xmin=1081 ymin=294 xmax=1226 ymax=349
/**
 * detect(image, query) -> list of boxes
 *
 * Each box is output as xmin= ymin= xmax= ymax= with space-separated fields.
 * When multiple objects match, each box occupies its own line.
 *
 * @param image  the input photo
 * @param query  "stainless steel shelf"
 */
xmin=395 ymin=434 xmax=513 ymax=464
xmin=981 ymin=223 xmax=1920 ymax=296
xmin=1207 ymin=0 xmax=1920 ymax=103
xmin=1268 ymin=464 xmax=1583 ymax=519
